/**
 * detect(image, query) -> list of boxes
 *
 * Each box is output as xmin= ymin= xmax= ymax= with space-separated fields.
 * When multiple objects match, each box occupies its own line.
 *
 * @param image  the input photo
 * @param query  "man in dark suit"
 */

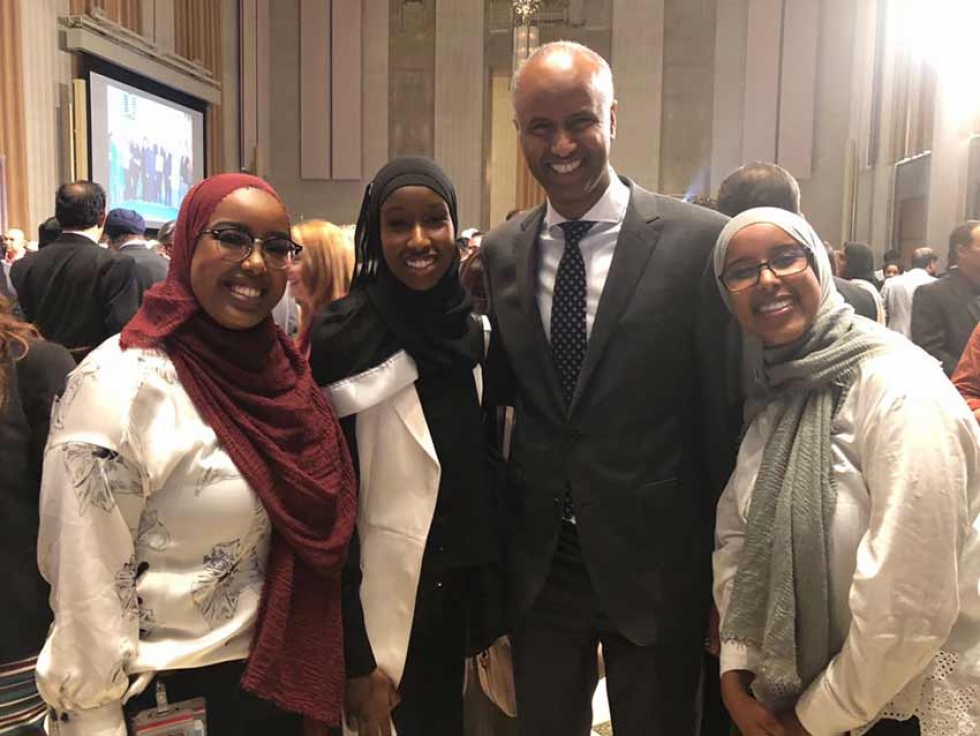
xmin=482 ymin=41 xmax=729 ymax=736
xmin=911 ymin=220 xmax=980 ymax=375
xmin=11 ymin=182 xmax=140 ymax=363
xmin=105 ymin=208 xmax=169 ymax=300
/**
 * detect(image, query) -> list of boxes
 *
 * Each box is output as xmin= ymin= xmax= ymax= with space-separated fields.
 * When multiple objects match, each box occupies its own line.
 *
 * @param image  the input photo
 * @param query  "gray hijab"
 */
xmin=713 ymin=208 xmax=893 ymax=709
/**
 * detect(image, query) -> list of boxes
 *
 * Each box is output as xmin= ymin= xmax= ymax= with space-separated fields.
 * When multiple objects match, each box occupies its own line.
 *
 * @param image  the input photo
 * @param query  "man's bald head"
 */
xmin=513 ymin=41 xmax=614 ymax=112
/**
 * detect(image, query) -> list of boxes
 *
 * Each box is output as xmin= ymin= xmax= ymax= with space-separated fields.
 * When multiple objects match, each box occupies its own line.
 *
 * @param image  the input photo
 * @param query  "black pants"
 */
xmin=123 ymin=660 xmax=302 ymax=736
xmin=512 ymin=522 xmax=703 ymax=736
xmin=392 ymin=568 xmax=468 ymax=736
xmin=867 ymin=718 xmax=920 ymax=735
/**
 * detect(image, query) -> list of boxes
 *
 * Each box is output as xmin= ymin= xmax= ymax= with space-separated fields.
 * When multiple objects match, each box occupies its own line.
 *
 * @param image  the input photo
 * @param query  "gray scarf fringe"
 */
xmin=720 ymin=304 xmax=893 ymax=710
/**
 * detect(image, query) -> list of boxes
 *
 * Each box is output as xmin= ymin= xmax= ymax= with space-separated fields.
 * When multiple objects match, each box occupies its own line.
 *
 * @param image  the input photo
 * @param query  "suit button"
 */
xmin=553 ymin=496 xmax=561 ymax=508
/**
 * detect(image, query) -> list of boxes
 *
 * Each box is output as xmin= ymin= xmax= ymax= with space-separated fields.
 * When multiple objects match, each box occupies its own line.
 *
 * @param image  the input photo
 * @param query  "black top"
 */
xmin=118 ymin=242 xmax=169 ymax=299
xmin=11 ymin=233 xmax=140 ymax=361
xmin=0 ymin=339 xmax=75 ymax=661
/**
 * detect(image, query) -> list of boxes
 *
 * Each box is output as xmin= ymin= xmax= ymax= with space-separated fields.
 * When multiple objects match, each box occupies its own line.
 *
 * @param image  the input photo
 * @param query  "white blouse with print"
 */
xmin=714 ymin=345 xmax=980 ymax=736
xmin=35 ymin=336 xmax=271 ymax=736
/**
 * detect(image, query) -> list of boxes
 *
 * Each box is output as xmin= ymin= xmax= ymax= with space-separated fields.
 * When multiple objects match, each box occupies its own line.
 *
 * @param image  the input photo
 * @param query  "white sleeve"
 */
xmin=796 ymin=381 xmax=977 ymax=736
xmin=714 ymin=419 xmax=763 ymax=676
xmin=36 ymin=441 xmax=146 ymax=736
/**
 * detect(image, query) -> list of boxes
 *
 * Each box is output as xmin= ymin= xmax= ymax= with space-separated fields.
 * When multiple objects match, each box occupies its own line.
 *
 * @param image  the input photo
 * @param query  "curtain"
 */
xmin=0 ymin=0 xmax=30 ymax=231
xmin=174 ymin=0 xmax=225 ymax=175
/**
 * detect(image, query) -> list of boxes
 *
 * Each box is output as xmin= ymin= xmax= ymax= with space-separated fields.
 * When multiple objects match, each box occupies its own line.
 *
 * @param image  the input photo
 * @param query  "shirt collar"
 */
xmin=63 ymin=230 xmax=100 ymax=246
xmin=543 ymin=169 xmax=630 ymax=232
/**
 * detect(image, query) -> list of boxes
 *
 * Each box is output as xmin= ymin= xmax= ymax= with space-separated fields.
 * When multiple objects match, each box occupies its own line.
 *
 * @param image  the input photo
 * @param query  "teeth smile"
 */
xmin=406 ymin=256 xmax=437 ymax=270
xmin=228 ymin=284 xmax=262 ymax=298
xmin=550 ymin=160 xmax=582 ymax=174
xmin=758 ymin=298 xmax=793 ymax=314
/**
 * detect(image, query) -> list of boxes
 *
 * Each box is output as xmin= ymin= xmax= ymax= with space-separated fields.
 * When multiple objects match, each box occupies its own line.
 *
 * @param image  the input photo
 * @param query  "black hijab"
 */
xmin=310 ymin=157 xmax=484 ymax=386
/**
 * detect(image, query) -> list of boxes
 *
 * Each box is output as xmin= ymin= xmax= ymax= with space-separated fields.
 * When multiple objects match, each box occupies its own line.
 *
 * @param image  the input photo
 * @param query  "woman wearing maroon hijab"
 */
xmin=36 ymin=174 xmax=356 ymax=736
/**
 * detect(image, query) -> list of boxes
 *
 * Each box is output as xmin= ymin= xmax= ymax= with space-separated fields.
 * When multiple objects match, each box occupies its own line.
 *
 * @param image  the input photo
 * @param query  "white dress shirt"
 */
xmin=882 ymin=268 xmax=937 ymax=337
xmin=537 ymin=170 xmax=630 ymax=341
xmin=37 ymin=337 xmax=270 ymax=736
xmin=714 ymin=344 xmax=980 ymax=736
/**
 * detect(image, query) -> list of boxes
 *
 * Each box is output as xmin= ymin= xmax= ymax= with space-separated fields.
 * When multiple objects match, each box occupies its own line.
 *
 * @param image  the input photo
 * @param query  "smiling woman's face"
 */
xmin=379 ymin=185 xmax=456 ymax=291
xmin=724 ymin=223 xmax=822 ymax=346
xmin=189 ymin=187 xmax=289 ymax=330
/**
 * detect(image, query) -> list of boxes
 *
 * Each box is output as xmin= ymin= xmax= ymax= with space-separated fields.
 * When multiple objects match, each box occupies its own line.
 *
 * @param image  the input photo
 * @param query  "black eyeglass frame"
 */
xmin=719 ymin=248 xmax=814 ymax=293
xmin=198 ymin=227 xmax=303 ymax=270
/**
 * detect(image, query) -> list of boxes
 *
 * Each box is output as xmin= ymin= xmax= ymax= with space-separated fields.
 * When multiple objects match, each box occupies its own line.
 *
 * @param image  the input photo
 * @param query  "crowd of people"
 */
xmin=4 ymin=40 xmax=980 ymax=736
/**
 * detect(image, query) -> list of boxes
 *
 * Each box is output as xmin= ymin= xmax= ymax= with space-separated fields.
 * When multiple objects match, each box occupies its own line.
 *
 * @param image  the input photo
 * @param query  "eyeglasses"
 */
xmin=199 ymin=227 xmax=303 ymax=270
xmin=720 ymin=248 xmax=812 ymax=292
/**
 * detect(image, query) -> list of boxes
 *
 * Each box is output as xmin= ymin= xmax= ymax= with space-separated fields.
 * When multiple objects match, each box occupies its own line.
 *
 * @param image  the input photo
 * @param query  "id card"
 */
xmin=131 ymin=696 xmax=207 ymax=736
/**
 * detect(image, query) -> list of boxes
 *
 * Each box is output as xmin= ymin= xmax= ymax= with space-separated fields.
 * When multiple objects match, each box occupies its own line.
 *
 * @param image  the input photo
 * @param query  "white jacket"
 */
xmin=324 ymin=349 xmax=483 ymax=689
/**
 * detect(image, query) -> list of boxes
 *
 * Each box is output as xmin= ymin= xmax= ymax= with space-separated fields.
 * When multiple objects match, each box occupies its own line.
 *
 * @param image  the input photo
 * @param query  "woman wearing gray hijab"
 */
xmin=711 ymin=207 xmax=980 ymax=736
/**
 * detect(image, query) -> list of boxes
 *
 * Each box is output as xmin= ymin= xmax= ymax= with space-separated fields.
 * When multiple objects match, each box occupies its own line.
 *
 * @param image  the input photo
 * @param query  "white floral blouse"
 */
xmin=36 ymin=336 xmax=271 ymax=736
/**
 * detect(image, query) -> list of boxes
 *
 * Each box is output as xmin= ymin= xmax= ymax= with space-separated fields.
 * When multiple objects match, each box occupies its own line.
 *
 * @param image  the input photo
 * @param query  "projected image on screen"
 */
xmin=89 ymin=71 xmax=205 ymax=228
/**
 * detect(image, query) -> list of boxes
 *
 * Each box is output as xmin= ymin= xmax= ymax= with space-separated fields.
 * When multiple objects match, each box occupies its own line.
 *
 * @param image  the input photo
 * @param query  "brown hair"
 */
xmin=0 ymin=294 xmax=40 ymax=407
xmin=291 ymin=220 xmax=355 ymax=337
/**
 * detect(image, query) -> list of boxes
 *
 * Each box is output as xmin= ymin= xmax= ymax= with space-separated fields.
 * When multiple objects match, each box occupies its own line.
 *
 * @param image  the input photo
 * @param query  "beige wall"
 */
xmin=265 ymin=0 xmax=389 ymax=224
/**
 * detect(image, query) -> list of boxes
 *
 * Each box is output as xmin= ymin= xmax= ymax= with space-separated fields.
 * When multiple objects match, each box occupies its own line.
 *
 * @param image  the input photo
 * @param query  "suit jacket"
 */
xmin=911 ymin=268 xmax=980 ymax=375
xmin=118 ymin=242 xmax=169 ymax=298
xmin=482 ymin=179 xmax=729 ymax=645
xmin=10 ymin=233 xmax=140 ymax=361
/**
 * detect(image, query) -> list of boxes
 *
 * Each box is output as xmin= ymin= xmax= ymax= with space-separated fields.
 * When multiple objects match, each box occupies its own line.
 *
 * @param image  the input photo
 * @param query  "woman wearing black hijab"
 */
xmin=309 ymin=158 xmax=502 ymax=736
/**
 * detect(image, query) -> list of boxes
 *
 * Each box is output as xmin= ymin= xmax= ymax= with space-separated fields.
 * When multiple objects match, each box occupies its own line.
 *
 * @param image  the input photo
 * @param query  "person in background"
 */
xmin=105 ymin=208 xmax=169 ymax=299
xmin=36 ymin=173 xmax=356 ymax=736
xmin=155 ymin=219 xmax=176 ymax=260
xmin=459 ymin=250 xmax=489 ymax=317
xmin=310 ymin=157 xmax=503 ymax=736
xmin=10 ymin=182 xmax=139 ymax=363
xmin=953 ymin=321 xmax=980 ymax=425
xmin=911 ymin=221 xmax=980 ymax=376
xmin=881 ymin=247 xmax=937 ymax=338
xmin=883 ymin=260 xmax=903 ymax=280
xmin=289 ymin=219 xmax=354 ymax=353
xmin=839 ymin=241 xmax=885 ymax=322
xmin=3 ymin=229 xmax=26 ymax=264
xmin=713 ymin=206 xmax=980 ymax=736
xmin=0 ymin=295 xmax=74 ymax=736
xmin=37 ymin=218 xmax=61 ymax=249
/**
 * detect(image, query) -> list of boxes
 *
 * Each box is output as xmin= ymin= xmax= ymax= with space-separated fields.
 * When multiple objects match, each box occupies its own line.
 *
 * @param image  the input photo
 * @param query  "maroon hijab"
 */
xmin=121 ymin=174 xmax=356 ymax=729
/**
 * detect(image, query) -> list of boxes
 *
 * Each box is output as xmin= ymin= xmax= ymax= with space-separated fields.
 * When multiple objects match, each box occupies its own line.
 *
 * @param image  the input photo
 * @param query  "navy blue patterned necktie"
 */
xmin=551 ymin=220 xmax=595 ymax=408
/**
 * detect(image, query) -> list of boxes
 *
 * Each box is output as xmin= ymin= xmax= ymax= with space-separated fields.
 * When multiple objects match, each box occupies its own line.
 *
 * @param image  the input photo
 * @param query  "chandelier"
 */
xmin=513 ymin=0 xmax=542 ymax=78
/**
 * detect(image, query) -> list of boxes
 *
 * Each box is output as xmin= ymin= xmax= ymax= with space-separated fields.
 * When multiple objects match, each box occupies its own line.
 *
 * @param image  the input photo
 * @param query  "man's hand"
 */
xmin=344 ymin=668 xmax=401 ymax=735
xmin=720 ymin=670 xmax=786 ymax=736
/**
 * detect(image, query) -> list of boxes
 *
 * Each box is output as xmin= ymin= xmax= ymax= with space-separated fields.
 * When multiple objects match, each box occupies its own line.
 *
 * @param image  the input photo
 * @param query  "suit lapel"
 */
xmin=391 ymin=384 xmax=440 ymax=469
xmin=514 ymin=206 xmax=567 ymax=412
xmin=571 ymin=184 xmax=661 ymax=412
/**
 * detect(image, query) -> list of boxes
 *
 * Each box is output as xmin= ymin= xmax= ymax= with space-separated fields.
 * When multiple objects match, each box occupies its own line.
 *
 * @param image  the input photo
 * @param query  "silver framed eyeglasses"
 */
xmin=200 ymin=227 xmax=303 ymax=270
xmin=720 ymin=248 xmax=812 ymax=292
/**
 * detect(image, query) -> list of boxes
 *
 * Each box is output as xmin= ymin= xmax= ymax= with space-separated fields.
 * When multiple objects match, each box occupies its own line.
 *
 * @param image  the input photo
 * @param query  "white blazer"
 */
xmin=324 ymin=349 xmax=483 ymax=689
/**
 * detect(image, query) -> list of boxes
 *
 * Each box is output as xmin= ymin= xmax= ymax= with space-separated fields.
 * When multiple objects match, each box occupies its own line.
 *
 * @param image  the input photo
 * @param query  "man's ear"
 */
xmin=98 ymin=210 xmax=108 ymax=228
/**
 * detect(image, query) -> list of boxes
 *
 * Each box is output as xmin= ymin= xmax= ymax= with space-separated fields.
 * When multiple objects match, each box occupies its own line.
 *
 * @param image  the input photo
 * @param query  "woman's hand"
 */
xmin=344 ymin=669 xmax=401 ymax=736
xmin=720 ymin=670 xmax=786 ymax=736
